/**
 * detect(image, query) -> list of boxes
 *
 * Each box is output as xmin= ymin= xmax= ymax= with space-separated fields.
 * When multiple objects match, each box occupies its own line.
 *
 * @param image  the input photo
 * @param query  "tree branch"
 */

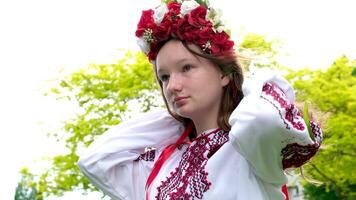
xmin=309 ymin=163 xmax=335 ymax=183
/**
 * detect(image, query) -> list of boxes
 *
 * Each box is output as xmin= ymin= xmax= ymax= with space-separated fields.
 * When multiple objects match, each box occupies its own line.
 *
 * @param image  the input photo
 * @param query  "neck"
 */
xmin=189 ymin=101 xmax=221 ymax=137
xmin=192 ymin=115 xmax=219 ymax=137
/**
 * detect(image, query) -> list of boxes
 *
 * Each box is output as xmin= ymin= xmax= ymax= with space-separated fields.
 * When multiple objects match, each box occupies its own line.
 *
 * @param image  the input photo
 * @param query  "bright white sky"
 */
xmin=0 ymin=0 xmax=355 ymax=199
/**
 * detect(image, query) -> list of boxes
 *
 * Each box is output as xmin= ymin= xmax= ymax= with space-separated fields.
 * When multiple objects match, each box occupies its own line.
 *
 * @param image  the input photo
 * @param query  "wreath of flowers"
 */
xmin=135 ymin=0 xmax=234 ymax=61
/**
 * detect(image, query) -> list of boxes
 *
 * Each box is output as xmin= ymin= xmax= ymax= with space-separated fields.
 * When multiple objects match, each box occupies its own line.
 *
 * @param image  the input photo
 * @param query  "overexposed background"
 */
xmin=0 ymin=0 xmax=355 ymax=199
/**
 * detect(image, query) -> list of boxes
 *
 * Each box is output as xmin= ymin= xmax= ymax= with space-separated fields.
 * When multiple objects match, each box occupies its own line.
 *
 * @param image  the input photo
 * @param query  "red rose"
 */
xmin=154 ymin=20 xmax=172 ymax=42
xmin=148 ymin=43 xmax=161 ymax=61
xmin=211 ymin=32 xmax=234 ymax=54
xmin=188 ymin=6 xmax=211 ymax=29
xmin=196 ymin=27 xmax=213 ymax=44
xmin=136 ymin=9 xmax=156 ymax=37
xmin=175 ymin=16 xmax=199 ymax=42
xmin=184 ymin=27 xmax=213 ymax=48
xmin=167 ymin=2 xmax=181 ymax=15
xmin=190 ymin=6 xmax=207 ymax=19
xmin=165 ymin=2 xmax=181 ymax=23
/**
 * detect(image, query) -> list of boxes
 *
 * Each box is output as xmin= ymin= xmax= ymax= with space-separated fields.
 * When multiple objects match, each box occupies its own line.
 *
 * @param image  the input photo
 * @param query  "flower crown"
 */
xmin=135 ymin=0 xmax=234 ymax=61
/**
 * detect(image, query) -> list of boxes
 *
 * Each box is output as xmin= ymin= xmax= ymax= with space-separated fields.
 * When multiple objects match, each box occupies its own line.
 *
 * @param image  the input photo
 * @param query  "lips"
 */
xmin=174 ymin=96 xmax=188 ymax=107
xmin=174 ymin=96 xmax=188 ymax=102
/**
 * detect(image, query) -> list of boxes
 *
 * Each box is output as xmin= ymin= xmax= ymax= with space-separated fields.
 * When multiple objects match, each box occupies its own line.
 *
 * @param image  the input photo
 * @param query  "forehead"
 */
xmin=155 ymin=40 xmax=200 ymax=70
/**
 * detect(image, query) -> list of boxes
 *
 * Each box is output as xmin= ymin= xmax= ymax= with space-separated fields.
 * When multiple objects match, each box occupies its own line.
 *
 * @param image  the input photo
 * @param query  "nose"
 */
xmin=166 ymin=74 xmax=183 ymax=93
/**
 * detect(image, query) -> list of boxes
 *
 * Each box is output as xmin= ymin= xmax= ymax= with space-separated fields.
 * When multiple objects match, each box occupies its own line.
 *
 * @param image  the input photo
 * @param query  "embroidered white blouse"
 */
xmin=78 ymin=71 xmax=322 ymax=200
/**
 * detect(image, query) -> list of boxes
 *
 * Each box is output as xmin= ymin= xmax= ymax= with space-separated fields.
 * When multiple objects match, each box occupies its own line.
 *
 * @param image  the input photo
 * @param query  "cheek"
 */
xmin=200 ymin=78 xmax=224 ymax=98
xmin=162 ymin=87 xmax=172 ymax=103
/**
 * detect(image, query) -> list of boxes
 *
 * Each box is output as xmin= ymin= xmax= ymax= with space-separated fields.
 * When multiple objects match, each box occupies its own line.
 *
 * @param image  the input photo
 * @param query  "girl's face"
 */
xmin=156 ymin=40 xmax=230 ymax=122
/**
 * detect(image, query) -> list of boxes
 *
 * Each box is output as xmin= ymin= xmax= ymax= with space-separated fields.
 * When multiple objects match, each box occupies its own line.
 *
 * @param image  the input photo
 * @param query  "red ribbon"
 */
xmin=282 ymin=184 xmax=289 ymax=200
xmin=145 ymin=123 xmax=193 ymax=200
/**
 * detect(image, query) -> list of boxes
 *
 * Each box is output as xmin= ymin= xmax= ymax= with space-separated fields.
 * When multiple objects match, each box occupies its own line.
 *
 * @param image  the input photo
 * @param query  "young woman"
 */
xmin=78 ymin=1 xmax=323 ymax=199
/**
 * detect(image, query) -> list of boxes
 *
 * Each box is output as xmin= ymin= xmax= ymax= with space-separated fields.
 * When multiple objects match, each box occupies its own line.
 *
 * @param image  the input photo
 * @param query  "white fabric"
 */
xmin=78 ymin=110 xmax=184 ymax=199
xmin=78 ymin=71 xmax=319 ymax=200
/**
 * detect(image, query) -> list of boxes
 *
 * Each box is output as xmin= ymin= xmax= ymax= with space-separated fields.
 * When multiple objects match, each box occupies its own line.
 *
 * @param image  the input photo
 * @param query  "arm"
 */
xmin=78 ymin=110 xmax=184 ymax=200
xmin=228 ymin=71 xmax=322 ymax=185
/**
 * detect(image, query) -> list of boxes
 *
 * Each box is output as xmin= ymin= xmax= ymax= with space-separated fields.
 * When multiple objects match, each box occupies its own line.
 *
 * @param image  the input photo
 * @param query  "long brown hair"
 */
xmin=153 ymin=39 xmax=244 ymax=137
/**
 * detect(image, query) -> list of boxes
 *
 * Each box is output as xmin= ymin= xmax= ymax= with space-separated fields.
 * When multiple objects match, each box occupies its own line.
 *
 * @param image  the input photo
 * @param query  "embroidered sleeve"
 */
xmin=262 ymin=82 xmax=323 ymax=169
xmin=229 ymin=73 xmax=323 ymax=185
xmin=78 ymin=110 xmax=184 ymax=200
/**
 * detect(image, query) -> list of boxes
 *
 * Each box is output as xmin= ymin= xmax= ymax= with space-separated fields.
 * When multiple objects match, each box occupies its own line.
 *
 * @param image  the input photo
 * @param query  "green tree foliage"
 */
xmin=286 ymin=56 xmax=356 ymax=199
xmin=238 ymin=33 xmax=283 ymax=70
xmin=18 ymin=51 xmax=159 ymax=199
xmin=14 ymin=168 xmax=37 ymax=200
xmin=303 ymin=184 xmax=341 ymax=200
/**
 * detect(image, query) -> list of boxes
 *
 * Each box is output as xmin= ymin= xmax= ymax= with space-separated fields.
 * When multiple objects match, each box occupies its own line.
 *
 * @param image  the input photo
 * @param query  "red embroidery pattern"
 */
xmin=282 ymin=121 xmax=323 ymax=169
xmin=311 ymin=121 xmax=323 ymax=145
xmin=281 ymin=143 xmax=318 ymax=169
xmin=262 ymin=82 xmax=305 ymax=131
xmin=156 ymin=129 xmax=229 ymax=200
xmin=135 ymin=148 xmax=156 ymax=162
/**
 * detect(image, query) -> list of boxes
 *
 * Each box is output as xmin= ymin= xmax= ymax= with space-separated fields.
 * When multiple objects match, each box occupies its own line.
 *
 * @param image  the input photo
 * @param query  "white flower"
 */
xmin=180 ymin=0 xmax=200 ymax=16
xmin=202 ymin=40 xmax=212 ymax=51
xmin=206 ymin=8 xmax=220 ymax=23
xmin=153 ymin=4 xmax=168 ymax=25
xmin=137 ymin=37 xmax=150 ymax=54
xmin=206 ymin=8 xmax=225 ymax=32
xmin=215 ymin=25 xmax=225 ymax=33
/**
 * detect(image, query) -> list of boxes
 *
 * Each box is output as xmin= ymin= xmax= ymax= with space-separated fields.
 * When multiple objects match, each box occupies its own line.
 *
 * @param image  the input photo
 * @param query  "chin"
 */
xmin=174 ymin=108 xmax=194 ymax=120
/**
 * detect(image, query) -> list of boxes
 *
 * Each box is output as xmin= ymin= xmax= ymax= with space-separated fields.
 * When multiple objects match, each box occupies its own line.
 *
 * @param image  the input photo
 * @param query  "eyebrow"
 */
xmin=157 ymin=68 xmax=166 ymax=75
xmin=157 ymin=58 xmax=193 ymax=74
xmin=176 ymin=58 xmax=191 ymax=65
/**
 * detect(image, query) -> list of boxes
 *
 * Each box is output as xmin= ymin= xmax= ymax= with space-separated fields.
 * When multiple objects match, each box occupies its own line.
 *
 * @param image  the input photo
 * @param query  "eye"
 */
xmin=159 ymin=74 xmax=170 ymax=82
xmin=182 ymin=64 xmax=192 ymax=72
